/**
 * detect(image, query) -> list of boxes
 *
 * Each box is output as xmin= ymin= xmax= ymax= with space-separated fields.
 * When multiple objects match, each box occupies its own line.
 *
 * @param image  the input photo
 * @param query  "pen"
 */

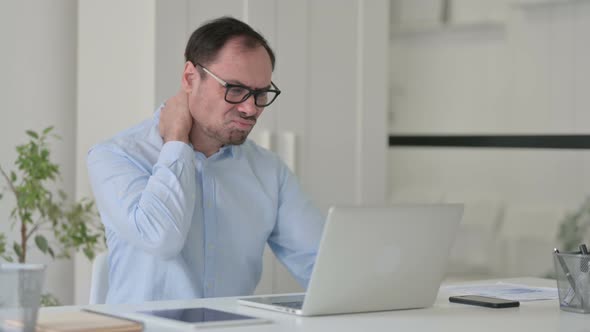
xmin=554 ymin=248 xmax=579 ymax=306
xmin=580 ymin=244 xmax=589 ymax=273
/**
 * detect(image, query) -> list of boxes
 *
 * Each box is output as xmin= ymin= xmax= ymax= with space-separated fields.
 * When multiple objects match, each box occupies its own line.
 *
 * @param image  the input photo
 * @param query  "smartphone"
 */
xmin=449 ymin=295 xmax=520 ymax=308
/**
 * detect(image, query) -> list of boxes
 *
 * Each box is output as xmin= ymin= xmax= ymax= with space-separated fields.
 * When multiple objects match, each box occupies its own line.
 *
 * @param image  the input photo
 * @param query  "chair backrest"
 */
xmin=89 ymin=251 xmax=109 ymax=304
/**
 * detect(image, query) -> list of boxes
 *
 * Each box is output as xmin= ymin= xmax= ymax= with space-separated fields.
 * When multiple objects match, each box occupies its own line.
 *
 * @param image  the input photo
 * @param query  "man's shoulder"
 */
xmin=89 ymin=117 xmax=161 ymax=158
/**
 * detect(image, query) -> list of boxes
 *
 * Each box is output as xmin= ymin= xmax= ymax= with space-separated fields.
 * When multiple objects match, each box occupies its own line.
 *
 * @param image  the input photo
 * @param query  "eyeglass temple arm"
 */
xmin=196 ymin=63 xmax=228 ymax=87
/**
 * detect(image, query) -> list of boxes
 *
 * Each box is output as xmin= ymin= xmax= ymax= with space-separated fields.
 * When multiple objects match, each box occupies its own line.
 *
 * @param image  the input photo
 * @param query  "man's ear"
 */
xmin=181 ymin=62 xmax=198 ymax=94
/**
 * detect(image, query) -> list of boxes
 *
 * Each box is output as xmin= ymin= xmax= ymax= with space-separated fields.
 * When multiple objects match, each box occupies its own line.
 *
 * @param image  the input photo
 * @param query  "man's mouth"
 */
xmin=232 ymin=119 xmax=255 ymax=130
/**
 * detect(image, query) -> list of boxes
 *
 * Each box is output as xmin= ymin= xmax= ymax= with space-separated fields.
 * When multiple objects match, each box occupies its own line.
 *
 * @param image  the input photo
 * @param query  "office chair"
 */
xmin=89 ymin=251 xmax=109 ymax=304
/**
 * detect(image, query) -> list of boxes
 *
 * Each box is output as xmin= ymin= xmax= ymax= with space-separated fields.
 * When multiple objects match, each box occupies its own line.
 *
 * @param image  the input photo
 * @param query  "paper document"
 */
xmin=442 ymin=282 xmax=558 ymax=301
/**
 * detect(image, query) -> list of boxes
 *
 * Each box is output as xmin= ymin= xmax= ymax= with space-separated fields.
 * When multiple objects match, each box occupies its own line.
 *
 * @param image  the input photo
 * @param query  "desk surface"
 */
xmin=44 ymin=278 xmax=588 ymax=332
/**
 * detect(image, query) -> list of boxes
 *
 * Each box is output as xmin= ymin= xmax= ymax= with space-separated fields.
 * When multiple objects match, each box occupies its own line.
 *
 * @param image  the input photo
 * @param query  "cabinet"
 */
xmin=390 ymin=0 xmax=507 ymax=35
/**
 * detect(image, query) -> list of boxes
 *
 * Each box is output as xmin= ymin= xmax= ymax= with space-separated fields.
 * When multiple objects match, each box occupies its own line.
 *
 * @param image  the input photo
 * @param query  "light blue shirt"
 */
xmin=87 ymin=108 xmax=325 ymax=304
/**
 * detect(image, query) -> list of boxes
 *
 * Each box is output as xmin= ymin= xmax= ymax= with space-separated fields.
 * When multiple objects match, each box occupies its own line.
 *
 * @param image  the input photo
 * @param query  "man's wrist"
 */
xmin=159 ymin=140 xmax=195 ymax=166
xmin=164 ymin=134 xmax=189 ymax=144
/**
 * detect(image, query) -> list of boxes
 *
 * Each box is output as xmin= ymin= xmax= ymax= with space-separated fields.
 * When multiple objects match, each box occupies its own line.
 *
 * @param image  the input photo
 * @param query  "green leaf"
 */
xmin=83 ymin=247 xmax=94 ymax=261
xmin=10 ymin=171 xmax=16 ymax=182
xmin=0 ymin=234 xmax=6 ymax=256
xmin=25 ymin=130 xmax=39 ymax=139
xmin=13 ymin=242 xmax=22 ymax=261
xmin=42 ymin=126 xmax=54 ymax=135
xmin=47 ymin=246 xmax=55 ymax=258
xmin=35 ymin=235 xmax=49 ymax=254
xmin=40 ymin=293 xmax=60 ymax=307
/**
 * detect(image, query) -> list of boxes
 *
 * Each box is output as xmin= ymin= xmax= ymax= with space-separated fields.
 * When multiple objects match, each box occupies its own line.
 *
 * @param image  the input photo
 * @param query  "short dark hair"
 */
xmin=184 ymin=16 xmax=276 ymax=71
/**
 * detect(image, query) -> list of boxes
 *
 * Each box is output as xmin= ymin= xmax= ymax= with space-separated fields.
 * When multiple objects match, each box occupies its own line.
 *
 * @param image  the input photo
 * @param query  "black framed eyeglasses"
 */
xmin=196 ymin=63 xmax=281 ymax=107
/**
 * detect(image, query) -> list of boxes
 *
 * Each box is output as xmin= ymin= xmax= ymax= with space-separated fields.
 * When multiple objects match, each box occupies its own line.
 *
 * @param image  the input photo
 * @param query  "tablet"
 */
xmin=133 ymin=307 xmax=270 ymax=329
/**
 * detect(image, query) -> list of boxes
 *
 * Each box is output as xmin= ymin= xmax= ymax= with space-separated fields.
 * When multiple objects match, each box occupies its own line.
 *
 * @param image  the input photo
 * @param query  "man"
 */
xmin=87 ymin=17 xmax=324 ymax=304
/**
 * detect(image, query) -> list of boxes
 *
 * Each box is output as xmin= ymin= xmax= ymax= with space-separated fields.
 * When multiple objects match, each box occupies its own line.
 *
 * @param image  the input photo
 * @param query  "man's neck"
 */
xmin=189 ymin=127 xmax=222 ymax=158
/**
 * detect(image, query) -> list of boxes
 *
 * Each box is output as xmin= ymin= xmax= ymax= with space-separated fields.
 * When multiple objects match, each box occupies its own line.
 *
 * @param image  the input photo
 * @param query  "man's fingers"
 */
xmin=159 ymin=88 xmax=192 ymax=144
xmin=175 ymin=89 xmax=189 ymax=106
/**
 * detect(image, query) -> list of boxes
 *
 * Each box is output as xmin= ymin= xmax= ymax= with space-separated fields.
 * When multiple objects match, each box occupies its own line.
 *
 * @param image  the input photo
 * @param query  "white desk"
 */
xmin=43 ymin=278 xmax=588 ymax=331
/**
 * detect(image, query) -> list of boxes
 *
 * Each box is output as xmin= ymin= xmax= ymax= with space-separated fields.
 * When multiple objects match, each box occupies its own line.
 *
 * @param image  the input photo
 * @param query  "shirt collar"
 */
xmin=219 ymin=145 xmax=236 ymax=159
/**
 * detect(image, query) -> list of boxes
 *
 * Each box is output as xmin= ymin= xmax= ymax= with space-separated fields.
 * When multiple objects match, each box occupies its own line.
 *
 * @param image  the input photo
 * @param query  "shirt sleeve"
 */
xmin=87 ymin=141 xmax=197 ymax=260
xmin=267 ymin=163 xmax=326 ymax=288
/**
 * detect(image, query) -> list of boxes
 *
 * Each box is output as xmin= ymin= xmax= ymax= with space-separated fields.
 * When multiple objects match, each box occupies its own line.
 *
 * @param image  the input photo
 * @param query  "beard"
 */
xmin=225 ymin=128 xmax=250 ymax=145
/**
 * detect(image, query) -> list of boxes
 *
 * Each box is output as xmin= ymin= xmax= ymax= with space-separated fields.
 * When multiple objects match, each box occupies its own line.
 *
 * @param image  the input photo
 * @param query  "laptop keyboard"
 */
xmin=273 ymin=301 xmax=304 ymax=309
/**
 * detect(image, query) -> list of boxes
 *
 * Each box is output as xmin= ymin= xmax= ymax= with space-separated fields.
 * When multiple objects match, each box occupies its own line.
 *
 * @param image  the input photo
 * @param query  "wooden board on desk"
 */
xmin=34 ymin=310 xmax=143 ymax=332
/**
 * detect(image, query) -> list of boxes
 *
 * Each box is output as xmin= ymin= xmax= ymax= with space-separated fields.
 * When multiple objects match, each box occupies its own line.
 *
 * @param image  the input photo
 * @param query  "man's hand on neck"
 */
xmin=160 ymin=90 xmax=192 ymax=145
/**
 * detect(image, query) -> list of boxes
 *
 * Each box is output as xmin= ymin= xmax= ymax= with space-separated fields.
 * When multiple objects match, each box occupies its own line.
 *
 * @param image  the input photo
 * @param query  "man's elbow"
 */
xmin=133 ymin=205 xmax=189 ymax=260
xmin=140 ymin=230 xmax=186 ymax=260
xmin=112 ymin=220 xmax=187 ymax=260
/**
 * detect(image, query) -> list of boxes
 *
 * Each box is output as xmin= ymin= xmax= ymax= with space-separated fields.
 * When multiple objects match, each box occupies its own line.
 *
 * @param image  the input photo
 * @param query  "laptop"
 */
xmin=238 ymin=204 xmax=464 ymax=316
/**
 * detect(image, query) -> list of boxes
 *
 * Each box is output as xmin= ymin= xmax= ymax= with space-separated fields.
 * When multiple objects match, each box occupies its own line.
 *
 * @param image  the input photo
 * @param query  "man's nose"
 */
xmin=236 ymin=94 xmax=260 ymax=116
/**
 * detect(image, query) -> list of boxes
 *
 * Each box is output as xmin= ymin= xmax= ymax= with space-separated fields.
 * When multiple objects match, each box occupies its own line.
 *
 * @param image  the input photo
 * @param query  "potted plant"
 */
xmin=0 ymin=127 xmax=104 ymax=306
xmin=557 ymin=197 xmax=590 ymax=252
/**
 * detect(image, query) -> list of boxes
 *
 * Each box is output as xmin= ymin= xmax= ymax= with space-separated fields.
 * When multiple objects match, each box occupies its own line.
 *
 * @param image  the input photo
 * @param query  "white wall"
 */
xmin=0 ymin=0 xmax=77 ymax=304
xmin=75 ymin=0 xmax=156 ymax=305
xmin=389 ymin=0 xmax=590 ymax=278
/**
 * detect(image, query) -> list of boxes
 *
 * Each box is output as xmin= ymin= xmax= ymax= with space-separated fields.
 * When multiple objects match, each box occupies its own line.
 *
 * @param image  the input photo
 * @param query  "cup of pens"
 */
xmin=553 ymin=245 xmax=590 ymax=313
